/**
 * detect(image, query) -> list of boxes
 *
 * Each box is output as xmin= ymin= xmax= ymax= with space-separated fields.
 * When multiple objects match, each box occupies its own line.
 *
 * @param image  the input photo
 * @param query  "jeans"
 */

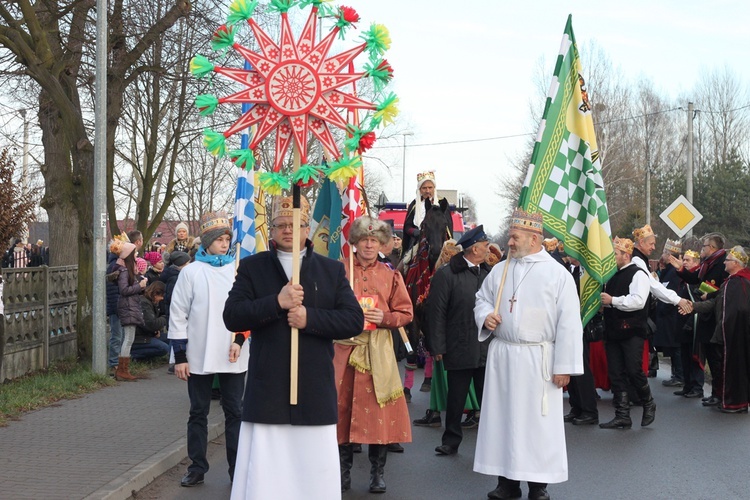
xmin=130 ymin=337 xmax=170 ymax=361
xmin=186 ymin=372 xmax=245 ymax=477
xmin=108 ymin=314 xmax=124 ymax=367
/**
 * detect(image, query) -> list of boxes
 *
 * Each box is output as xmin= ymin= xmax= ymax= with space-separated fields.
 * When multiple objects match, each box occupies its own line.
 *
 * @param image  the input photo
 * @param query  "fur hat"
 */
xmin=169 ymin=251 xmax=190 ymax=267
xmin=119 ymin=242 xmax=137 ymax=260
xmin=436 ymin=239 xmax=461 ymax=268
xmin=349 ymin=216 xmax=392 ymax=246
xmin=486 ymin=243 xmax=503 ymax=267
xmin=199 ymin=211 xmax=232 ymax=250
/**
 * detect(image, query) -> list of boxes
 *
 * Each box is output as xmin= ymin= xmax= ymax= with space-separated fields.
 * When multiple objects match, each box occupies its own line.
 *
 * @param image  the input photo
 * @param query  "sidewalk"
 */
xmin=0 ymin=366 xmax=224 ymax=500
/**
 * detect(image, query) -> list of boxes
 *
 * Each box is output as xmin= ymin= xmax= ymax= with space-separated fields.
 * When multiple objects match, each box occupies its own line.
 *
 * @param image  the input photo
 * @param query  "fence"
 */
xmin=1 ymin=266 xmax=78 ymax=382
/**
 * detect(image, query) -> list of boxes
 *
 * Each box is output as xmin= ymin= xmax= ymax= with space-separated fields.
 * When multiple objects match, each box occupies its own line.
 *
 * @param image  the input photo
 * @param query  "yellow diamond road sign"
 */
xmin=659 ymin=195 xmax=703 ymax=237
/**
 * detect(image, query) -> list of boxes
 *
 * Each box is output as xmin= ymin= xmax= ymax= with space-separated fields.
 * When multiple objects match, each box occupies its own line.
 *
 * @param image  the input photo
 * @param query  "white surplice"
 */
xmin=473 ymin=248 xmax=583 ymax=483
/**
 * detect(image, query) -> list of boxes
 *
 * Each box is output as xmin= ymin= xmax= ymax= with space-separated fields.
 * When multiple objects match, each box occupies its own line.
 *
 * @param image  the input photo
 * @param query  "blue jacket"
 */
xmin=223 ymin=241 xmax=364 ymax=426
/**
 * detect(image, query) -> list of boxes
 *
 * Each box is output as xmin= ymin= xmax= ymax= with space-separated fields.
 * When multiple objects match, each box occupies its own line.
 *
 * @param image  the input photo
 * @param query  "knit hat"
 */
xmin=135 ymin=257 xmax=148 ymax=274
xmin=175 ymin=222 xmax=189 ymax=235
xmin=119 ymin=242 xmax=137 ymax=260
xmin=143 ymin=251 xmax=163 ymax=266
xmin=199 ymin=211 xmax=232 ymax=249
xmin=170 ymin=251 xmax=190 ymax=267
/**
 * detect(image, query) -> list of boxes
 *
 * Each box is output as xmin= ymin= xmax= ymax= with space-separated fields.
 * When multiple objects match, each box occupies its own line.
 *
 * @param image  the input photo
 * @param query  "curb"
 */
xmin=85 ymin=405 xmax=225 ymax=500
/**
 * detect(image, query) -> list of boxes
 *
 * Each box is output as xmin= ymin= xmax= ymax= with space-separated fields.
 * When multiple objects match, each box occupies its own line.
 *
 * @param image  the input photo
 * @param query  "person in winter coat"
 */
xmin=131 ymin=281 xmax=170 ymax=361
xmin=115 ymin=241 xmax=147 ymax=381
xmin=425 ymin=225 xmax=491 ymax=455
xmin=159 ymin=251 xmax=191 ymax=319
xmin=166 ymin=222 xmax=195 ymax=254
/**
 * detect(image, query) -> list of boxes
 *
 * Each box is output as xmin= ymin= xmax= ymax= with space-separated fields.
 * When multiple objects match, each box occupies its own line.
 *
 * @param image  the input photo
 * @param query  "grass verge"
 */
xmin=0 ymin=358 xmax=116 ymax=427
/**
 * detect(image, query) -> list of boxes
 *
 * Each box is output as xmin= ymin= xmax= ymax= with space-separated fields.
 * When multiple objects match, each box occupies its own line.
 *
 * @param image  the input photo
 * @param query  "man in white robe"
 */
xmin=473 ymin=209 xmax=583 ymax=500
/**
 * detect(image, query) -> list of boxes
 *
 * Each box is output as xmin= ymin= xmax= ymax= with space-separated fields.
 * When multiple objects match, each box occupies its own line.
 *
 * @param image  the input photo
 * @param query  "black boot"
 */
xmin=368 ymin=444 xmax=387 ymax=493
xmin=637 ymin=383 xmax=656 ymax=426
xmin=528 ymin=481 xmax=550 ymax=500
xmin=487 ymin=476 xmax=521 ymax=499
xmin=339 ymin=444 xmax=353 ymax=493
xmin=599 ymin=392 xmax=632 ymax=429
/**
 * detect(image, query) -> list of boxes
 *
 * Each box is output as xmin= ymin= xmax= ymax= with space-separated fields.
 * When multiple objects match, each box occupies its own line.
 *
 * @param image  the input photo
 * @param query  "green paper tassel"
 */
xmin=298 ymin=0 xmax=335 ymax=16
xmin=203 ymin=129 xmax=227 ymax=158
xmin=325 ymin=155 xmax=362 ymax=183
xmin=373 ymin=93 xmax=399 ymax=127
xmin=229 ymin=149 xmax=256 ymax=170
xmin=227 ymin=0 xmax=258 ymax=25
xmin=292 ymin=164 xmax=323 ymax=187
xmin=211 ymin=25 xmax=236 ymax=52
xmin=190 ymin=55 xmax=214 ymax=79
xmin=269 ymin=0 xmax=297 ymax=14
xmin=364 ymin=58 xmax=394 ymax=93
xmin=195 ymin=94 xmax=219 ymax=116
xmin=259 ymin=171 xmax=291 ymax=195
xmin=361 ymin=24 xmax=391 ymax=59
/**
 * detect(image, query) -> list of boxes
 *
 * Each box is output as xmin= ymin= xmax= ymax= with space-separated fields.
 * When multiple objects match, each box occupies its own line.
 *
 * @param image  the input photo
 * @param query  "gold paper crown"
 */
xmin=728 ymin=245 xmax=748 ymax=265
xmin=614 ymin=236 xmax=634 ymax=255
xmin=632 ymin=224 xmax=656 ymax=242
xmin=543 ymin=237 xmax=559 ymax=252
xmin=684 ymin=250 xmax=700 ymax=259
xmin=109 ymin=232 xmax=130 ymax=254
xmin=199 ymin=211 xmax=231 ymax=235
xmin=271 ymin=196 xmax=311 ymax=224
xmin=416 ymin=170 xmax=435 ymax=184
xmin=510 ymin=208 xmax=543 ymax=234
xmin=664 ymin=238 xmax=682 ymax=255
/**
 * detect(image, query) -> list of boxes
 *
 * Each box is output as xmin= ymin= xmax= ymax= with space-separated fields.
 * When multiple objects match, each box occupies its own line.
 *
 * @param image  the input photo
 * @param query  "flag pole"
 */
xmin=290 ymin=146 xmax=302 ymax=405
xmin=493 ymin=259 xmax=510 ymax=315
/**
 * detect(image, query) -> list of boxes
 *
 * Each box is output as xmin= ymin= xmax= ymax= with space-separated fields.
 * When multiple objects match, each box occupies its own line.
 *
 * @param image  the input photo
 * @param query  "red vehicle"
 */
xmin=377 ymin=202 xmax=465 ymax=240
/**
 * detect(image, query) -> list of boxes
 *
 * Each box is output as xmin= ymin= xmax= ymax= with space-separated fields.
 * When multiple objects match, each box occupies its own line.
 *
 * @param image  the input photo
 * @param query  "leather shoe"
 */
xmin=683 ymin=389 xmax=704 ymax=398
xmin=563 ymin=411 xmax=578 ymax=423
xmin=435 ymin=444 xmax=458 ymax=455
xmin=180 ymin=471 xmax=204 ymax=487
xmin=702 ymin=396 xmax=721 ymax=406
xmin=719 ymin=406 xmax=748 ymax=413
xmin=662 ymin=377 xmax=684 ymax=387
xmin=672 ymin=389 xmax=688 ymax=396
xmin=528 ymin=486 xmax=551 ymax=500
xmin=572 ymin=414 xmax=599 ymax=425
xmin=387 ymin=442 xmax=404 ymax=453
xmin=487 ymin=481 xmax=522 ymax=499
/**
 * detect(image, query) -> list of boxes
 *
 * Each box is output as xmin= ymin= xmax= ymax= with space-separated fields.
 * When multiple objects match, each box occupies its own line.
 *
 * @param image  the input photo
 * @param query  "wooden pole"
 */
xmin=290 ymin=147 xmax=302 ymax=405
xmin=493 ymin=259 xmax=511 ymax=315
xmin=398 ymin=326 xmax=414 ymax=355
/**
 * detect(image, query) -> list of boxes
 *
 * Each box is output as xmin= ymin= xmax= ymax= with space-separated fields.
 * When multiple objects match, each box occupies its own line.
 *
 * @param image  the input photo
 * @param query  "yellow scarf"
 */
xmin=336 ymin=329 xmax=404 ymax=407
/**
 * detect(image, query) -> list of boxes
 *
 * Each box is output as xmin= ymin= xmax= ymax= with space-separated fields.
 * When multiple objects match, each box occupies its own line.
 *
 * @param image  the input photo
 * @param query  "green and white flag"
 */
xmin=518 ymin=15 xmax=616 ymax=326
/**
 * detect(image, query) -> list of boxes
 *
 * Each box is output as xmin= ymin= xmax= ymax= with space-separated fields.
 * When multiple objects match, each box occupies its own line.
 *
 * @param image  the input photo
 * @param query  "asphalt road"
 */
xmin=131 ymin=368 xmax=749 ymax=500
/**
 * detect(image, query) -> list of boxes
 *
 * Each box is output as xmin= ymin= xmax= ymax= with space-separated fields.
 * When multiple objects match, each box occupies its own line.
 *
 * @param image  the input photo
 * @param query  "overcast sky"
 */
xmin=341 ymin=0 xmax=750 ymax=233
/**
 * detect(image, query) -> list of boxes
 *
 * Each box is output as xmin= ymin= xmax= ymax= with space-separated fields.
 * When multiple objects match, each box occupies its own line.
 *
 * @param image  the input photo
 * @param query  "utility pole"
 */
xmin=686 ymin=101 xmax=694 ymax=238
xmin=19 ymin=109 xmax=30 ymax=243
xmin=92 ymin=0 xmax=108 ymax=375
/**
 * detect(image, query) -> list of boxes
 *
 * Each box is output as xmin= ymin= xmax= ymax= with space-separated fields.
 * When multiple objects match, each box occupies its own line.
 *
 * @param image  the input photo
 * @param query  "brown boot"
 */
xmin=116 ymin=357 xmax=137 ymax=381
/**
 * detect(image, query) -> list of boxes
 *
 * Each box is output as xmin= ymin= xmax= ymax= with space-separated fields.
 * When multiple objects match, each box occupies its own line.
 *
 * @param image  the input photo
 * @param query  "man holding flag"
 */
xmin=474 ymin=15 xmax=614 ymax=499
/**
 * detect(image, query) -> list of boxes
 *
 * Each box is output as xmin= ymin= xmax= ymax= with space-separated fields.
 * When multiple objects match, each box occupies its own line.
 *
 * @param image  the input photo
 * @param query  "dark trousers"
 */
xmin=663 ymin=346 xmax=684 ymax=380
xmin=442 ymin=367 xmax=485 ymax=449
xmin=703 ymin=342 xmax=724 ymax=398
xmin=605 ymin=336 xmax=648 ymax=394
xmin=187 ymin=372 xmax=245 ymax=476
xmin=567 ymin=340 xmax=598 ymax=417
xmin=680 ymin=341 xmax=705 ymax=393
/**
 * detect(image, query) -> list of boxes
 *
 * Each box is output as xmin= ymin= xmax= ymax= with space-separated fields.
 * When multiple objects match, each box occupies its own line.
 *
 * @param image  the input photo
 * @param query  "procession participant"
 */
xmin=401 ymin=170 xmax=453 ymax=254
xmin=335 ymin=216 xmax=413 ymax=493
xmin=474 ymin=208 xmax=583 ymax=500
xmin=655 ymin=239 xmax=685 ymax=388
xmin=599 ymin=237 xmax=657 ymax=430
xmin=671 ymin=250 xmax=705 ymax=399
xmin=223 ymin=196 xmax=364 ymax=500
xmin=669 ymin=232 xmax=729 ymax=407
xmin=426 ymin=225 xmax=491 ymax=456
xmin=168 ymin=211 xmax=250 ymax=487
xmin=686 ymin=246 xmax=750 ymax=413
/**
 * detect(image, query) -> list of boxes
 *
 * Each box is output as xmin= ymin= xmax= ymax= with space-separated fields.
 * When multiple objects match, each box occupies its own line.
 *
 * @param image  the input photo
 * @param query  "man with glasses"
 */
xmin=669 ymin=233 xmax=729 ymax=406
xmin=224 ymin=195 xmax=364 ymax=499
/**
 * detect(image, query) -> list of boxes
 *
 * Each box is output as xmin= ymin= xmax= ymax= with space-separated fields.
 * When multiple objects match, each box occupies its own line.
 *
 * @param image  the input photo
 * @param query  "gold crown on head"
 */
xmin=416 ymin=170 xmax=435 ymax=184
xmin=543 ymin=237 xmax=559 ymax=252
xmin=632 ymin=224 xmax=655 ymax=242
xmin=664 ymin=238 xmax=682 ymax=255
xmin=614 ymin=236 xmax=634 ymax=255
xmin=728 ymin=245 xmax=748 ymax=265
xmin=199 ymin=211 xmax=231 ymax=234
xmin=684 ymin=250 xmax=700 ymax=259
xmin=510 ymin=208 xmax=543 ymax=234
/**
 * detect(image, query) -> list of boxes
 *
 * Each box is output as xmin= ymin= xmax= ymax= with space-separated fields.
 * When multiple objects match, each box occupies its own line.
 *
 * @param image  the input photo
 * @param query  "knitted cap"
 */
xmin=199 ymin=211 xmax=232 ymax=249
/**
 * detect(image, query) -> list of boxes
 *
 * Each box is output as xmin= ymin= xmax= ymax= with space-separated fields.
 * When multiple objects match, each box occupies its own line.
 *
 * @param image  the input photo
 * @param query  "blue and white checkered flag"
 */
xmin=233 ymin=61 xmax=257 ymax=259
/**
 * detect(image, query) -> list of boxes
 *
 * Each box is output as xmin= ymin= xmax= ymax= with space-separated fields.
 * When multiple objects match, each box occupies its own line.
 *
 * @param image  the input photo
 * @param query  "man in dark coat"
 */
xmin=670 ymin=232 xmax=729 ymax=405
xmin=223 ymin=195 xmax=364 ymax=499
xmin=426 ymin=225 xmax=490 ymax=455
xmin=401 ymin=170 xmax=453 ymax=254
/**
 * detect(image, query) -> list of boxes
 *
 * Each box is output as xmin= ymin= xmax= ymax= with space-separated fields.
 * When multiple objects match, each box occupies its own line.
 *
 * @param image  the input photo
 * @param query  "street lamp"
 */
xmin=401 ymin=131 xmax=414 ymax=202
